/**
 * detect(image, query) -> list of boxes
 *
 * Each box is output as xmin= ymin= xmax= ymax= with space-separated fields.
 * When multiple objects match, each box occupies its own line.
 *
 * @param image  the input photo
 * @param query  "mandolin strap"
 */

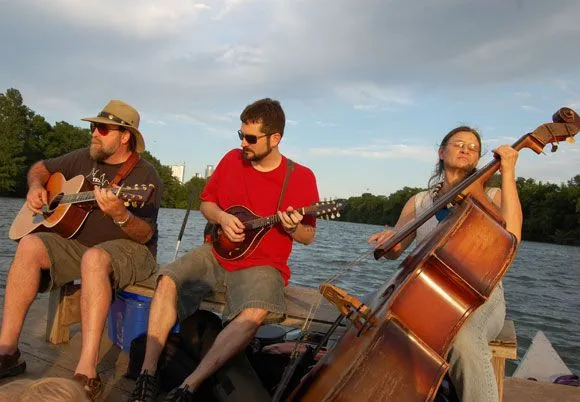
xmin=276 ymin=159 xmax=294 ymax=211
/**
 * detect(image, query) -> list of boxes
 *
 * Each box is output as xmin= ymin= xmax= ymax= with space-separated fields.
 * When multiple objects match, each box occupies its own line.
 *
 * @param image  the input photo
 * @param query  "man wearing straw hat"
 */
xmin=0 ymin=100 xmax=163 ymax=400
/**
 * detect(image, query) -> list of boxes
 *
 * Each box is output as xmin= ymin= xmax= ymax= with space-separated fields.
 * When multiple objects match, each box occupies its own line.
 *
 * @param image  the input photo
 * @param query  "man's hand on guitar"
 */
xmin=218 ymin=211 xmax=245 ymax=242
xmin=278 ymin=206 xmax=303 ymax=234
xmin=26 ymin=185 xmax=48 ymax=214
xmin=94 ymin=186 xmax=128 ymax=222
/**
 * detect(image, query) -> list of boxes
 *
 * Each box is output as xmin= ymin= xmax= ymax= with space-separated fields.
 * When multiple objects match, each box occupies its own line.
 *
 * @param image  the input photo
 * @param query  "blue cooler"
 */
xmin=107 ymin=290 xmax=179 ymax=352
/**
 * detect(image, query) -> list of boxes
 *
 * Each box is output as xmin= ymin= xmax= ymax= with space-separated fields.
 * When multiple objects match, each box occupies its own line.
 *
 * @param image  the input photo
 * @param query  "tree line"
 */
xmin=1 ymin=88 xmax=579 ymax=246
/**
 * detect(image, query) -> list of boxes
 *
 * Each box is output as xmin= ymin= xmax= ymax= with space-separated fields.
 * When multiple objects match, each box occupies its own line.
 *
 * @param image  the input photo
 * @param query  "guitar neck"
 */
xmin=245 ymin=206 xmax=318 ymax=230
xmin=59 ymin=188 xmax=120 ymax=205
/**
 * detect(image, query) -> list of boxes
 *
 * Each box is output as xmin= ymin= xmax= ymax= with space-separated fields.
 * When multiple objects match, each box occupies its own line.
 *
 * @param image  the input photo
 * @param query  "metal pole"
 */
xmin=173 ymin=188 xmax=198 ymax=261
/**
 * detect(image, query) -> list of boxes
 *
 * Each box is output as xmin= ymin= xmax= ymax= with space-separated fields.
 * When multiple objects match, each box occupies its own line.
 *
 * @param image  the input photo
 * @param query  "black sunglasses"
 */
xmin=237 ymin=130 xmax=273 ymax=144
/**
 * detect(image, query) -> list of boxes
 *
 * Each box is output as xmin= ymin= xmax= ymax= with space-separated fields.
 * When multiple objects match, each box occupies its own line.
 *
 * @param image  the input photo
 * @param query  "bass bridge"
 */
xmin=320 ymin=284 xmax=374 ymax=332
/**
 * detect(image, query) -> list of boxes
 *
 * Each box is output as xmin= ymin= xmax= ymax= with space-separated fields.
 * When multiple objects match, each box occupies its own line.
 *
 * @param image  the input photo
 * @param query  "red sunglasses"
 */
xmin=90 ymin=123 xmax=123 ymax=136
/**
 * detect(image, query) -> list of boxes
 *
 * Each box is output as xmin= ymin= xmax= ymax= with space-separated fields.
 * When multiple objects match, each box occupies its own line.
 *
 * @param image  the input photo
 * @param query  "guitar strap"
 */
xmin=277 ymin=159 xmax=294 ymax=211
xmin=110 ymin=152 xmax=140 ymax=187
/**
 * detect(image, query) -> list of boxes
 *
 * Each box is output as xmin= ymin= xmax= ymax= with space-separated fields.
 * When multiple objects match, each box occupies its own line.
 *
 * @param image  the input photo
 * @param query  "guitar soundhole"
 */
xmin=48 ymin=193 xmax=64 ymax=212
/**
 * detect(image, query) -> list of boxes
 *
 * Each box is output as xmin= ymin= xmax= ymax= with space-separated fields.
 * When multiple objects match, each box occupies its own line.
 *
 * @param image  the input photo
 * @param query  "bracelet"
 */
xmin=114 ymin=211 xmax=132 ymax=227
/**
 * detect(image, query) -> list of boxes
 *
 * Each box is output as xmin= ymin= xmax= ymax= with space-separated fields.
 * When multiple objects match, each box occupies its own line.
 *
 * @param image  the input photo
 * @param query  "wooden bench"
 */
xmin=47 ymin=282 xmax=517 ymax=400
xmin=489 ymin=319 xmax=518 ymax=402
xmin=45 ymin=278 xmax=342 ymax=345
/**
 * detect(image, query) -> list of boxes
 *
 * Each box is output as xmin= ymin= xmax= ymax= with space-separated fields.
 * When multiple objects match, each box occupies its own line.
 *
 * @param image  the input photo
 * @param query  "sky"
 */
xmin=1 ymin=0 xmax=579 ymax=199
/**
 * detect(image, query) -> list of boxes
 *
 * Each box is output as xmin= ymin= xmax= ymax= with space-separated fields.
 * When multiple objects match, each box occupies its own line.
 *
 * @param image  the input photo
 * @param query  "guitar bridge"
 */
xmin=320 ymin=284 xmax=373 ymax=331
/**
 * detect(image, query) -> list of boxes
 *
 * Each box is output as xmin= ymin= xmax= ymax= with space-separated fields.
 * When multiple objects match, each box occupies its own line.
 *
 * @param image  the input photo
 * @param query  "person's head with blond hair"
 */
xmin=0 ymin=377 xmax=88 ymax=401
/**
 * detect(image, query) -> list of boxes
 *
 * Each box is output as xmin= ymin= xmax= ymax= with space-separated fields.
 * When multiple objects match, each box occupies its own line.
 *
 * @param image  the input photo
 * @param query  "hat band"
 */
xmin=98 ymin=111 xmax=130 ymax=126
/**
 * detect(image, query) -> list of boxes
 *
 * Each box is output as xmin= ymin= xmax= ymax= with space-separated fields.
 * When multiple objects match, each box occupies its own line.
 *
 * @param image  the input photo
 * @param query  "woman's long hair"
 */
xmin=427 ymin=126 xmax=482 ymax=193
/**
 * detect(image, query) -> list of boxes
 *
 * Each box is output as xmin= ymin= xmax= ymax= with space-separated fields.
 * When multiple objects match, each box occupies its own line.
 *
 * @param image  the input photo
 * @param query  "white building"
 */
xmin=205 ymin=165 xmax=214 ymax=178
xmin=170 ymin=164 xmax=185 ymax=183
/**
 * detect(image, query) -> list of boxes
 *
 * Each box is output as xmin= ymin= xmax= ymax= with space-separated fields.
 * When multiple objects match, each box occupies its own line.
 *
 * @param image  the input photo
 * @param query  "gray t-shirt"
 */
xmin=43 ymin=148 xmax=163 ymax=256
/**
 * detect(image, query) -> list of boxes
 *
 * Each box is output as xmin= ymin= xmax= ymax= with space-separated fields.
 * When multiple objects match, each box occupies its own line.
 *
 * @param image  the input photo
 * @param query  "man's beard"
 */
xmin=242 ymin=144 xmax=272 ymax=162
xmin=90 ymin=142 xmax=116 ymax=162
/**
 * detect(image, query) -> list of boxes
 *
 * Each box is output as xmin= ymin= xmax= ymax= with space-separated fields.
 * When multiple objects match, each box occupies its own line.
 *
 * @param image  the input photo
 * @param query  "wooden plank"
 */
xmin=490 ymin=320 xmax=518 ymax=359
xmin=504 ymin=378 xmax=580 ymax=402
xmin=124 ymin=282 xmax=342 ymax=328
xmin=45 ymin=282 xmax=81 ymax=344
xmin=6 ymin=297 xmax=579 ymax=402
xmin=491 ymin=319 xmax=517 ymax=346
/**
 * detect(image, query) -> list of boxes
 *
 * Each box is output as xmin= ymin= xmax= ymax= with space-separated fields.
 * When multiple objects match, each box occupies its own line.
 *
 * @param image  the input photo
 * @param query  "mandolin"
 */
xmin=211 ymin=200 xmax=344 ymax=260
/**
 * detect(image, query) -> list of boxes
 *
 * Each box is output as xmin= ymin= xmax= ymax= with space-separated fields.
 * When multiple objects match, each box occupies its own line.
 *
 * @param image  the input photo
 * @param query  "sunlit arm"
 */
xmin=492 ymin=145 xmax=523 ymax=242
xmin=27 ymin=161 xmax=50 ymax=189
xmin=200 ymin=201 xmax=224 ymax=223
xmin=498 ymin=172 xmax=523 ymax=242
xmin=370 ymin=195 xmax=417 ymax=260
xmin=288 ymin=223 xmax=316 ymax=245
xmin=117 ymin=213 xmax=155 ymax=244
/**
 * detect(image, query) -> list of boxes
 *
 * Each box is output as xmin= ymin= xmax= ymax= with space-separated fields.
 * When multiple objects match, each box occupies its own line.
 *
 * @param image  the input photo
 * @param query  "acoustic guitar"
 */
xmin=9 ymin=172 xmax=155 ymax=241
xmin=210 ymin=200 xmax=344 ymax=260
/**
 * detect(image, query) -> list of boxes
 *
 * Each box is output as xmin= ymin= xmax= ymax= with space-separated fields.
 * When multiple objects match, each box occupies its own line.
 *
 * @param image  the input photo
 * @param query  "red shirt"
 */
xmin=201 ymin=149 xmax=319 ymax=284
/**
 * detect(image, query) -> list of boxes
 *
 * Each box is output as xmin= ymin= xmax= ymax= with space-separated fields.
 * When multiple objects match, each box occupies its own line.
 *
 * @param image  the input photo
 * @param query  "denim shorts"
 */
xmin=36 ymin=232 xmax=157 ymax=292
xmin=158 ymin=243 xmax=286 ymax=324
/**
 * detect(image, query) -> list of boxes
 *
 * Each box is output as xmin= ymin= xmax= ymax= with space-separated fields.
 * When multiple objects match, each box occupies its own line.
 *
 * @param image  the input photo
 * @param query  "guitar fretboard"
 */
xmin=59 ymin=188 xmax=121 ymax=205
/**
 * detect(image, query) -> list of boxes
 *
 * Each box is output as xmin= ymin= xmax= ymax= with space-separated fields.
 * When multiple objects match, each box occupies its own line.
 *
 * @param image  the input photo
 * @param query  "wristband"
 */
xmin=114 ymin=211 xmax=132 ymax=227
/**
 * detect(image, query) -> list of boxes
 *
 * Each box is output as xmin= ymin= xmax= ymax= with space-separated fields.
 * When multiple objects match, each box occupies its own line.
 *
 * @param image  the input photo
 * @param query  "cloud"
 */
xmin=521 ymin=105 xmax=542 ymax=112
xmin=2 ymin=0 xmax=580 ymax=116
xmin=309 ymin=143 xmax=433 ymax=161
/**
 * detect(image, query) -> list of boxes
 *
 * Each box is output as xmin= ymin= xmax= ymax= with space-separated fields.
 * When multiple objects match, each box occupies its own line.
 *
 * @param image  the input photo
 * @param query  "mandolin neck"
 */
xmin=245 ymin=206 xmax=316 ymax=230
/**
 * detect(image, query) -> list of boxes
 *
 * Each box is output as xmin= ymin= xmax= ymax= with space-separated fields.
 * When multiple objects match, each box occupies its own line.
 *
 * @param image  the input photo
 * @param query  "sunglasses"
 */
xmin=451 ymin=140 xmax=480 ymax=153
xmin=90 ymin=123 xmax=123 ymax=136
xmin=237 ymin=130 xmax=273 ymax=144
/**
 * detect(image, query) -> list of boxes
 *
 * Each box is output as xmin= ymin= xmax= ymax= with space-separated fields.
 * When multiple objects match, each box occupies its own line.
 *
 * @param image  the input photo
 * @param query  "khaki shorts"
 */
xmin=36 ymin=232 xmax=157 ymax=292
xmin=159 ymin=243 xmax=286 ymax=324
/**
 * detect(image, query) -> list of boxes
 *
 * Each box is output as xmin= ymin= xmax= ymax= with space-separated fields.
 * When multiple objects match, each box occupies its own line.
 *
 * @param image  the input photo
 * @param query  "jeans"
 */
xmin=448 ymin=283 xmax=506 ymax=402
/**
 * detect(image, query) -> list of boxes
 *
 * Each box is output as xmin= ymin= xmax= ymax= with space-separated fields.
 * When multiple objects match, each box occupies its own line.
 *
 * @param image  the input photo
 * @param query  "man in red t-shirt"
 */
xmin=129 ymin=98 xmax=320 ymax=401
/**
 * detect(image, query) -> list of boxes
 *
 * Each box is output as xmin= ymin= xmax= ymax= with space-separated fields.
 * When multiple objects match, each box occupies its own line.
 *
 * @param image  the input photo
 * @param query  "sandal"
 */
xmin=73 ymin=373 xmax=103 ymax=400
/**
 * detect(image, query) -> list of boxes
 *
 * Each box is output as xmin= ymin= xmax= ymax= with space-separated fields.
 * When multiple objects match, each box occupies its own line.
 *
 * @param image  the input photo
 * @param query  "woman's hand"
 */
xmin=494 ymin=145 xmax=518 ymax=177
xmin=368 ymin=226 xmax=397 ymax=250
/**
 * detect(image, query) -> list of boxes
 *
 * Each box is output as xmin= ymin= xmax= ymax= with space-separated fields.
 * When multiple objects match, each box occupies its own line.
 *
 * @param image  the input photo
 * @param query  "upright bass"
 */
xmin=288 ymin=108 xmax=579 ymax=401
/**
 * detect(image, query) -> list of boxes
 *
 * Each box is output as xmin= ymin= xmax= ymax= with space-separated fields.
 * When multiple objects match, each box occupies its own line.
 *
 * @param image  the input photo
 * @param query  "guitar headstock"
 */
xmin=525 ymin=107 xmax=579 ymax=154
xmin=311 ymin=200 xmax=345 ymax=220
xmin=119 ymin=184 xmax=155 ymax=208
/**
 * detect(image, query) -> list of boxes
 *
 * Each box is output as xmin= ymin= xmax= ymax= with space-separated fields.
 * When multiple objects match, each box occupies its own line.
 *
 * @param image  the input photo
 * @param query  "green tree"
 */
xmin=0 ymin=89 xmax=29 ymax=193
xmin=40 ymin=122 xmax=91 ymax=159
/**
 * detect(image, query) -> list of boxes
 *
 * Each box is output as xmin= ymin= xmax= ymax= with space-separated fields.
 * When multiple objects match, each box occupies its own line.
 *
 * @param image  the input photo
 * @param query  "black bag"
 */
xmin=127 ymin=310 xmax=224 ymax=393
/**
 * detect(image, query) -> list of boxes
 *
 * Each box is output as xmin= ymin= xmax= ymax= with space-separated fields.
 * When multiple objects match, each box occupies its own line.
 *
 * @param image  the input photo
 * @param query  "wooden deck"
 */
xmin=1 ymin=296 xmax=579 ymax=401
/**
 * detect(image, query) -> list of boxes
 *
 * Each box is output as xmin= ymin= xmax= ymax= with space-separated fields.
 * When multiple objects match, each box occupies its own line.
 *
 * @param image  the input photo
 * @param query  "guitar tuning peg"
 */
xmin=336 ymin=212 xmax=341 ymax=218
xmin=134 ymin=184 xmax=139 ymax=189
xmin=124 ymin=201 xmax=130 ymax=207
xmin=149 ymin=184 xmax=154 ymax=188
xmin=331 ymin=213 xmax=335 ymax=219
xmin=132 ymin=201 xmax=137 ymax=208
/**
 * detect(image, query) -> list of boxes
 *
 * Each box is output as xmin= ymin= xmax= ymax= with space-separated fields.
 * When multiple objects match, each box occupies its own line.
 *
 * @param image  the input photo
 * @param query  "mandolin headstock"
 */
xmin=310 ymin=200 xmax=345 ymax=220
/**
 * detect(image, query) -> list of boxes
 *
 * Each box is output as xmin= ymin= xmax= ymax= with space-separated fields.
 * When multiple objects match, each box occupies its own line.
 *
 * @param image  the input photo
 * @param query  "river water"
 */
xmin=0 ymin=197 xmax=578 ymax=375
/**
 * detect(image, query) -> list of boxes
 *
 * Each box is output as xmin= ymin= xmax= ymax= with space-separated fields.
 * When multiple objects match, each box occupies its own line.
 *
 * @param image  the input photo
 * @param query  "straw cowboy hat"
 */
xmin=82 ymin=100 xmax=145 ymax=153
